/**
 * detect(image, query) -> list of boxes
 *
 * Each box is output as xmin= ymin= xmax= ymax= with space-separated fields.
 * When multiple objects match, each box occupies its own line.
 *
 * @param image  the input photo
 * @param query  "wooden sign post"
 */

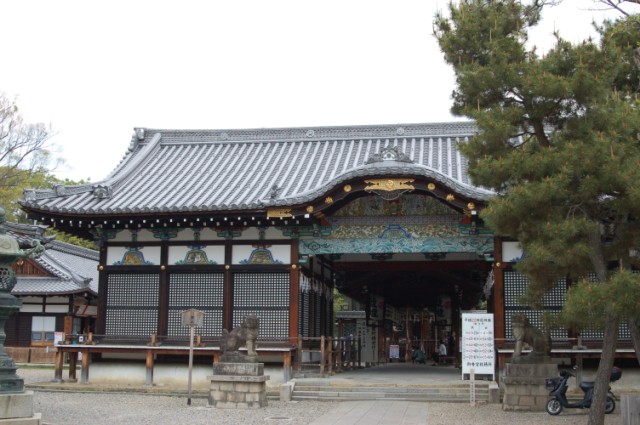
xmin=181 ymin=309 xmax=204 ymax=406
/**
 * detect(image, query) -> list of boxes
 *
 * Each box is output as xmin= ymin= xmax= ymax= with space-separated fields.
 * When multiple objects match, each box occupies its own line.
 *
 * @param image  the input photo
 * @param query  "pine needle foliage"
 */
xmin=436 ymin=2 xmax=640 ymax=422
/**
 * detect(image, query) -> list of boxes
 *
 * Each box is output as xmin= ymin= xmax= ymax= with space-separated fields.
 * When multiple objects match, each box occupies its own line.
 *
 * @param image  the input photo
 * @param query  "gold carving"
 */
xmin=325 ymin=197 xmax=334 ymax=204
xmin=446 ymin=194 xmax=455 ymax=201
xmin=267 ymin=208 xmax=293 ymax=218
xmin=427 ymin=183 xmax=436 ymax=191
xmin=467 ymin=202 xmax=476 ymax=210
xmin=306 ymin=205 xmax=314 ymax=213
xmin=364 ymin=178 xmax=415 ymax=192
xmin=344 ymin=185 xmax=352 ymax=192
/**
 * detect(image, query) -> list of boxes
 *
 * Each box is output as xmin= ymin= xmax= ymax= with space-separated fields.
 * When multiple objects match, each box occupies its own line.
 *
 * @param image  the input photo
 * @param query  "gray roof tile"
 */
xmin=20 ymin=122 xmax=493 ymax=215
xmin=8 ymin=224 xmax=99 ymax=296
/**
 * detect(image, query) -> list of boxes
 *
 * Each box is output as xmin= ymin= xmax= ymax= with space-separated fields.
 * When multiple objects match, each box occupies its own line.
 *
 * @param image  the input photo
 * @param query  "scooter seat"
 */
xmin=580 ymin=381 xmax=595 ymax=391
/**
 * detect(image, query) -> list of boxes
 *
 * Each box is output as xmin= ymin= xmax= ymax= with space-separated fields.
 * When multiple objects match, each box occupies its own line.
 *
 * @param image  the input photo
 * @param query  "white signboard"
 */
xmin=356 ymin=319 xmax=378 ymax=364
xmin=389 ymin=345 xmax=400 ymax=359
xmin=461 ymin=312 xmax=495 ymax=380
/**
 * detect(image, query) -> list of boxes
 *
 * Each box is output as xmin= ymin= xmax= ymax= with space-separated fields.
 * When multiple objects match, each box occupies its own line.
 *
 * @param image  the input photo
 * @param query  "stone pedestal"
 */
xmin=208 ymin=363 xmax=269 ymax=409
xmin=0 ymin=391 xmax=41 ymax=424
xmin=502 ymin=362 xmax=557 ymax=411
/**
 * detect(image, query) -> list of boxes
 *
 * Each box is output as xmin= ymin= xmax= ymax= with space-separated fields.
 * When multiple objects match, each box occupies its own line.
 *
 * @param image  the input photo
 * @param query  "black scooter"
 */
xmin=545 ymin=366 xmax=621 ymax=415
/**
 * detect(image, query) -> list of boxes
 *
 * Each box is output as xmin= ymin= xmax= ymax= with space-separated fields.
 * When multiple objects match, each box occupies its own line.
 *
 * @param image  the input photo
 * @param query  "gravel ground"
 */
xmin=19 ymin=368 xmax=621 ymax=425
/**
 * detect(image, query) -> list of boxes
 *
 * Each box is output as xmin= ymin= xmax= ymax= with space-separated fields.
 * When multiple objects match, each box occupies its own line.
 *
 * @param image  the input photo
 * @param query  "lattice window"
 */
xmin=233 ymin=273 xmax=289 ymax=340
xmin=299 ymin=290 xmax=309 ymax=338
xmin=504 ymin=310 xmax=567 ymax=340
xmin=168 ymin=273 xmax=224 ymax=338
xmin=577 ymin=272 xmax=631 ymax=340
xmin=106 ymin=274 xmax=159 ymax=336
xmin=504 ymin=271 xmax=567 ymax=339
xmin=581 ymin=323 xmax=630 ymax=340
xmin=505 ymin=270 xmax=633 ymax=341
xmin=314 ymin=291 xmax=322 ymax=337
xmin=300 ymin=290 xmax=310 ymax=338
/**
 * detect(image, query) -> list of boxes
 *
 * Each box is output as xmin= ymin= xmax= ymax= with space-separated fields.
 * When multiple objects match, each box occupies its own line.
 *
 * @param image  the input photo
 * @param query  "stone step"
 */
xmin=291 ymin=385 xmax=490 ymax=403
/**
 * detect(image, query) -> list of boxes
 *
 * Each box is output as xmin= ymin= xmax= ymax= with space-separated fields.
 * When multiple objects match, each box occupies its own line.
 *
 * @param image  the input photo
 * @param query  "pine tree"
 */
xmin=435 ymin=2 xmax=640 ymax=423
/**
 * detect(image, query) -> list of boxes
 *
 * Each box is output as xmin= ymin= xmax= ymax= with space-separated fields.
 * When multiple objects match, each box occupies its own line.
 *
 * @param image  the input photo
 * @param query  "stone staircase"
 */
xmin=291 ymin=381 xmax=491 ymax=403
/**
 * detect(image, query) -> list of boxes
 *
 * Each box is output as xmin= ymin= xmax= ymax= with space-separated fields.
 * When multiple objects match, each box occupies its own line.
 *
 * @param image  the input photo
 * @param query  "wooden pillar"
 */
xmin=158 ymin=242 xmax=169 ymax=338
xmin=222 ymin=242 xmax=233 ymax=331
xmin=289 ymin=239 xmax=300 ymax=343
xmin=297 ymin=335 xmax=303 ymax=372
xmin=493 ymin=237 xmax=505 ymax=341
xmin=327 ymin=336 xmax=333 ymax=375
xmin=145 ymin=350 xmax=154 ymax=386
xmin=283 ymin=351 xmax=291 ymax=382
xmin=80 ymin=349 xmax=90 ymax=384
xmin=96 ymin=245 xmax=108 ymax=335
xmin=68 ymin=351 xmax=77 ymax=382
xmin=320 ymin=336 xmax=325 ymax=375
xmin=54 ymin=349 xmax=63 ymax=382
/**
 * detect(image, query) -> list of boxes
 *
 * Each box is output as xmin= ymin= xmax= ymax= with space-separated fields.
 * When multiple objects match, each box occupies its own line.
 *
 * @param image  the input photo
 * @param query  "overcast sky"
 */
xmin=0 ymin=0 xmax=633 ymax=183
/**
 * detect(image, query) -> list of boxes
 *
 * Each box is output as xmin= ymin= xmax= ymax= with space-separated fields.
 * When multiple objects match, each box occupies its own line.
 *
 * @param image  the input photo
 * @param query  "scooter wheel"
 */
xmin=546 ymin=397 xmax=563 ymax=415
xmin=605 ymin=396 xmax=615 ymax=414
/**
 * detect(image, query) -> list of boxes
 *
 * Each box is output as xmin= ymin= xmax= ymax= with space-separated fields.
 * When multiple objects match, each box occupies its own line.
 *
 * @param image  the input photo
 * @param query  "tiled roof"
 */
xmin=5 ymin=221 xmax=55 ymax=246
xmin=9 ymin=224 xmax=99 ymax=296
xmin=20 ymin=122 xmax=494 ymax=215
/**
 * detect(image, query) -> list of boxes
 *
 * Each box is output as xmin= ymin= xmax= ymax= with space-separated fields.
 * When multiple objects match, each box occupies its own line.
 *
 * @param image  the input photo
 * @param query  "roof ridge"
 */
xmin=142 ymin=122 xmax=477 ymax=144
xmin=48 ymin=240 xmax=99 ymax=260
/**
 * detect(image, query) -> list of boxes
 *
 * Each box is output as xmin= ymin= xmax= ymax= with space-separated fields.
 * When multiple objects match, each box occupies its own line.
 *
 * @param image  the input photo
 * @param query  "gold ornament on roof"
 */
xmin=325 ymin=197 xmax=334 ymax=204
xmin=364 ymin=178 xmax=415 ymax=192
xmin=306 ymin=206 xmax=314 ymax=213
xmin=467 ymin=202 xmax=476 ymax=210
xmin=344 ymin=185 xmax=352 ymax=193
xmin=428 ymin=183 xmax=436 ymax=191
xmin=446 ymin=194 xmax=455 ymax=201
xmin=267 ymin=208 xmax=293 ymax=218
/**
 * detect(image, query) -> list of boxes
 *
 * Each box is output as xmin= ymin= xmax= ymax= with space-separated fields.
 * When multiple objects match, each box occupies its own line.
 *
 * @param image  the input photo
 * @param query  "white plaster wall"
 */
xmin=87 ymin=362 xmax=285 ymax=389
xmin=45 ymin=305 xmax=69 ymax=313
xmin=238 ymin=227 xmax=289 ymax=240
xmin=502 ymin=241 xmax=523 ymax=262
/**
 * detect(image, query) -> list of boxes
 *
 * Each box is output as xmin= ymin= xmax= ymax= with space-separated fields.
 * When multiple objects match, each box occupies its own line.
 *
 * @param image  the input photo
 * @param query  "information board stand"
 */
xmin=461 ymin=311 xmax=494 ymax=381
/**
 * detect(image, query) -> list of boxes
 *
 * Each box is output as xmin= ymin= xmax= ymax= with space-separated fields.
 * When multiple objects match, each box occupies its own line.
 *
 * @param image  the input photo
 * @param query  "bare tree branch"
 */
xmin=0 ymin=92 xmax=58 ymax=191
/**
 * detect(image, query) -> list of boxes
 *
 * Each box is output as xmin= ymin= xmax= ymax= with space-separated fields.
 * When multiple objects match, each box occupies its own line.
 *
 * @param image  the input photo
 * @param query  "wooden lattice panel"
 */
xmin=504 ymin=271 xmax=567 ymax=339
xmin=299 ymin=291 xmax=310 ymax=337
xmin=504 ymin=270 xmax=631 ymax=341
xmin=106 ymin=273 xmax=159 ymax=336
xmin=233 ymin=273 xmax=289 ymax=340
xmin=168 ymin=273 xmax=224 ymax=337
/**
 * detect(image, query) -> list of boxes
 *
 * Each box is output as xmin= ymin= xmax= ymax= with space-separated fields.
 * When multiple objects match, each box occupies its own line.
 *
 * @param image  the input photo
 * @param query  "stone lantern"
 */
xmin=0 ymin=206 xmax=44 ymax=394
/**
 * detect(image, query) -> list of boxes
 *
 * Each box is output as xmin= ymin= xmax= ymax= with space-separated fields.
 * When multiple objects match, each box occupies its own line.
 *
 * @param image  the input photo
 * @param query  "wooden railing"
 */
xmin=295 ymin=335 xmax=362 ymax=376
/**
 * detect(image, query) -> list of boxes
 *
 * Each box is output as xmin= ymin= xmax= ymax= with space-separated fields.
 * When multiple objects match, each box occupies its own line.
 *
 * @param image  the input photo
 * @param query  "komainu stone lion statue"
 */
xmin=220 ymin=315 xmax=259 ymax=363
xmin=510 ymin=313 xmax=550 ymax=364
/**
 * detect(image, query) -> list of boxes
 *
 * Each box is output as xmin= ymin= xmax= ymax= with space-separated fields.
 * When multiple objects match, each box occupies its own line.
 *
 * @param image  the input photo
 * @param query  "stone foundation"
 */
xmin=208 ymin=363 xmax=269 ymax=409
xmin=0 ymin=391 xmax=41 ymax=424
xmin=502 ymin=363 xmax=557 ymax=411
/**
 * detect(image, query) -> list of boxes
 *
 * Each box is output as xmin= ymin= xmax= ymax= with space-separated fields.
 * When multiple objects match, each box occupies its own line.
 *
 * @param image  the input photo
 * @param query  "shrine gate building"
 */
xmin=19 ymin=122 xmax=626 ymax=365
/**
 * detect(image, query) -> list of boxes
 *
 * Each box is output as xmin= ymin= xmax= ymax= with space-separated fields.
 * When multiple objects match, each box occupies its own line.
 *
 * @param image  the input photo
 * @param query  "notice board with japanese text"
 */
xmin=461 ymin=312 xmax=495 ymax=380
